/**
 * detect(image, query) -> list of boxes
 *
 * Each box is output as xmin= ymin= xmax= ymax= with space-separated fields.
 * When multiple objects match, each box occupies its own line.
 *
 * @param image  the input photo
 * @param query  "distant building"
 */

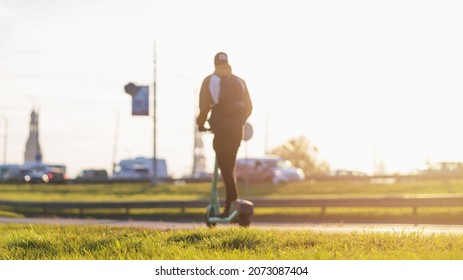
xmin=192 ymin=127 xmax=206 ymax=176
xmin=24 ymin=110 xmax=42 ymax=163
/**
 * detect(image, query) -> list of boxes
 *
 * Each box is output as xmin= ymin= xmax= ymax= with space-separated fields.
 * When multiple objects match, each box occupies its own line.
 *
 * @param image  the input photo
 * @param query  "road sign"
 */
xmin=124 ymin=83 xmax=149 ymax=116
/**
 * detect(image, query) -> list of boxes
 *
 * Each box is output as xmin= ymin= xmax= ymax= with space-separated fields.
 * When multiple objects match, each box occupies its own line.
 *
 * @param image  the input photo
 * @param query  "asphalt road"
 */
xmin=2 ymin=217 xmax=463 ymax=234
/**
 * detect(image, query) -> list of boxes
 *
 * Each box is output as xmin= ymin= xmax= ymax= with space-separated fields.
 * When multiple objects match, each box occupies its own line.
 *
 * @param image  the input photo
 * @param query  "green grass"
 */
xmin=1 ymin=224 xmax=463 ymax=260
xmin=1 ymin=179 xmax=463 ymax=202
xmin=0 ymin=183 xmax=212 ymax=201
xmin=0 ymin=210 xmax=23 ymax=218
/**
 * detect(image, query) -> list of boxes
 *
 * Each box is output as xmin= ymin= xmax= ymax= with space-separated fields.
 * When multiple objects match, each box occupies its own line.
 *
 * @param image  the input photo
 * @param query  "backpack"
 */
xmin=209 ymin=75 xmax=247 ymax=131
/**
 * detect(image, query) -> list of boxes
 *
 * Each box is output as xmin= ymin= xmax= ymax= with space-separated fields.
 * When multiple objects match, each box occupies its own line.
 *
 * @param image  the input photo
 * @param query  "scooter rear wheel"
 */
xmin=238 ymin=213 xmax=251 ymax=227
xmin=205 ymin=206 xmax=218 ymax=228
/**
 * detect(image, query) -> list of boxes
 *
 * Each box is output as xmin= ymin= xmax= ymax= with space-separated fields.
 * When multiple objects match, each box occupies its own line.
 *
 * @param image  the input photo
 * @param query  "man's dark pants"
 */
xmin=213 ymin=127 xmax=242 ymax=214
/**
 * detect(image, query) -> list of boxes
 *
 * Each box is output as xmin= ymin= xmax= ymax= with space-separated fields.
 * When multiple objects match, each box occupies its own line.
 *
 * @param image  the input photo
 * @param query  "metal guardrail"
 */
xmin=2 ymin=195 xmax=463 ymax=216
xmin=306 ymin=174 xmax=463 ymax=182
xmin=255 ymin=195 xmax=463 ymax=216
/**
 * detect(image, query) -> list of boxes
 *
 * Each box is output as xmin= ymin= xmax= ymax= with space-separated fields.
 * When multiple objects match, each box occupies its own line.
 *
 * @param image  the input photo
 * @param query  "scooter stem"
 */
xmin=210 ymin=157 xmax=220 ymax=214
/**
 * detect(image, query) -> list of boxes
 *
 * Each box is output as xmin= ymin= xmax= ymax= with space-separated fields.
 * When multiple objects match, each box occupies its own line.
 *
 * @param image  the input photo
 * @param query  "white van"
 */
xmin=235 ymin=156 xmax=305 ymax=184
xmin=110 ymin=157 xmax=169 ymax=182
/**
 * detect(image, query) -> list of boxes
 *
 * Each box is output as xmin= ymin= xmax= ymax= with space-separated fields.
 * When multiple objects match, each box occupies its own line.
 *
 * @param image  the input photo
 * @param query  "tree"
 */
xmin=269 ymin=136 xmax=329 ymax=176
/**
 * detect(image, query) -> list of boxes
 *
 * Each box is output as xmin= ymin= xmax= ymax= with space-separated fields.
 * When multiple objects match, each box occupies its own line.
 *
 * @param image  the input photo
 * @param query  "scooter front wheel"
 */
xmin=205 ymin=206 xmax=218 ymax=228
xmin=238 ymin=213 xmax=251 ymax=227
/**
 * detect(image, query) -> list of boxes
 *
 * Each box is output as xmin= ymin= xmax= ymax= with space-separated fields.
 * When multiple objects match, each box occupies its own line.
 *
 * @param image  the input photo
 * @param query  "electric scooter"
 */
xmin=205 ymin=152 xmax=254 ymax=228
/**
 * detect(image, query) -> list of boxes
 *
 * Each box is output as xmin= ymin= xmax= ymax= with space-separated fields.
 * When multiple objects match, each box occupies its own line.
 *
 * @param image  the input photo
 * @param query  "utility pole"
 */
xmin=152 ymin=42 xmax=158 ymax=186
xmin=112 ymin=112 xmax=119 ymax=174
xmin=192 ymin=121 xmax=206 ymax=176
xmin=191 ymin=83 xmax=206 ymax=177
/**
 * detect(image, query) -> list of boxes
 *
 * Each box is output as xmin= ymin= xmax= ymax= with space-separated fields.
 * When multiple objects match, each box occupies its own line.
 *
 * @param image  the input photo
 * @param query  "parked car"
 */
xmin=18 ymin=164 xmax=50 ymax=184
xmin=180 ymin=172 xmax=213 ymax=183
xmin=0 ymin=164 xmax=20 ymax=182
xmin=2 ymin=163 xmax=68 ymax=184
xmin=74 ymin=169 xmax=108 ymax=183
xmin=332 ymin=169 xmax=367 ymax=177
xmin=418 ymin=161 xmax=463 ymax=176
xmin=110 ymin=157 xmax=170 ymax=182
xmin=45 ymin=165 xmax=68 ymax=184
xmin=235 ymin=156 xmax=305 ymax=184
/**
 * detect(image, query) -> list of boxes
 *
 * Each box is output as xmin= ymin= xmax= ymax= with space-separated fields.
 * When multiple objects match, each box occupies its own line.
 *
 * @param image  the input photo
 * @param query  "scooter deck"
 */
xmin=207 ymin=210 xmax=239 ymax=224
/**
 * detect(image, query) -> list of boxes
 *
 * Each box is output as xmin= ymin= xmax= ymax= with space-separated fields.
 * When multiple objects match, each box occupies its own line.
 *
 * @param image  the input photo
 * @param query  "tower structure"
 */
xmin=24 ymin=110 xmax=42 ymax=163
xmin=192 ymin=126 xmax=206 ymax=176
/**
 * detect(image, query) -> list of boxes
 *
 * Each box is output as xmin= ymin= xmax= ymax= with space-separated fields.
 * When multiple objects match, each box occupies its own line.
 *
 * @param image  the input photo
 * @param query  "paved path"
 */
xmin=2 ymin=217 xmax=463 ymax=234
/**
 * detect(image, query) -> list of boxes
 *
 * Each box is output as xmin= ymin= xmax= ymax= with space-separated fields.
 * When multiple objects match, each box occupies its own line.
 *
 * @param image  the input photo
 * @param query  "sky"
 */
xmin=1 ymin=0 xmax=463 ymax=178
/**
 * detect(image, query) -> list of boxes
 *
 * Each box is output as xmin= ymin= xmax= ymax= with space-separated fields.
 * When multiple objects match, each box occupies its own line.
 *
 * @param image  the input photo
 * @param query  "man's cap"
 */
xmin=214 ymin=52 xmax=228 ymax=65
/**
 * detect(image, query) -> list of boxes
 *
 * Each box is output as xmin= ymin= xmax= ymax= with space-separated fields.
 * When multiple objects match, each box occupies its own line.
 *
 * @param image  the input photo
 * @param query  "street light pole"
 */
xmin=112 ymin=112 xmax=120 ymax=174
xmin=152 ymin=42 xmax=157 ymax=186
